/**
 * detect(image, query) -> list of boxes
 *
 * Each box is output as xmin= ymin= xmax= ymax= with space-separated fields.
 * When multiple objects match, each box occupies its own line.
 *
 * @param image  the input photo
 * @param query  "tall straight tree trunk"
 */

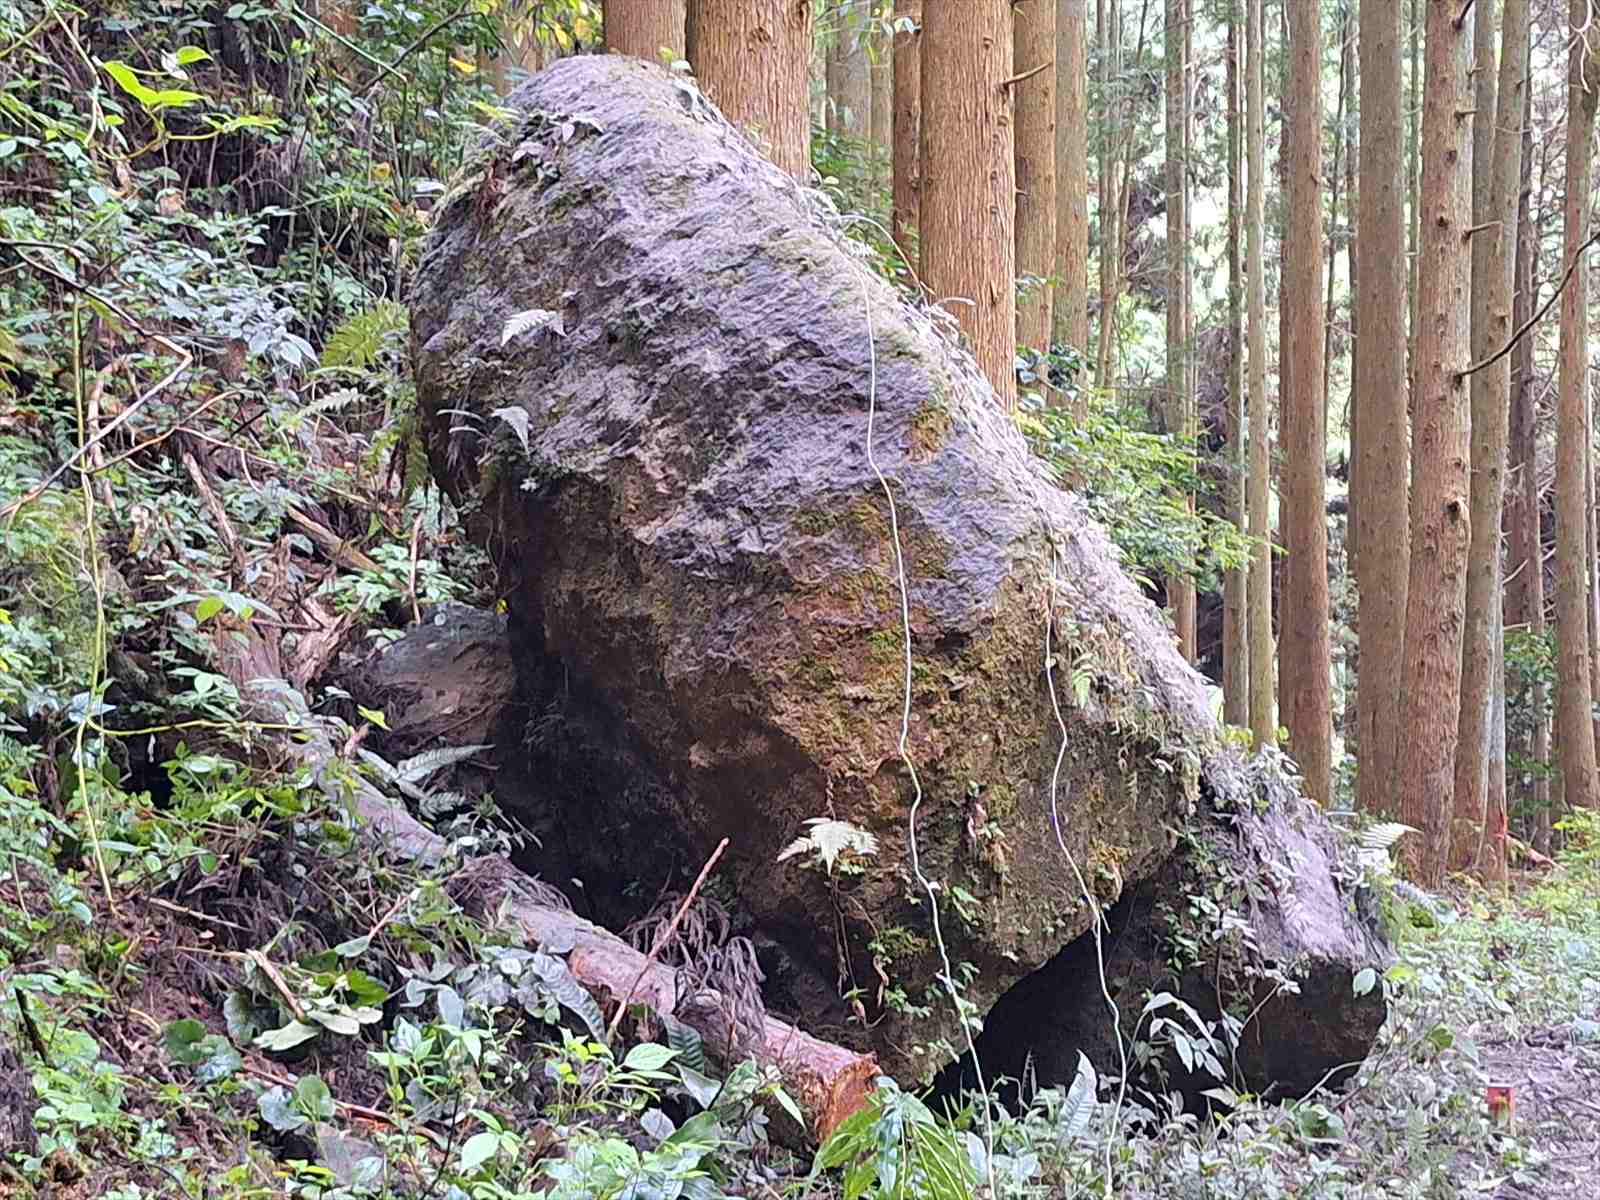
xmin=688 ymin=0 xmax=814 ymax=180
xmin=1016 ymin=0 xmax=1058 ymax=355
xmin=1407 ymin=0 xmax=1421 ymax=401
xmin=892 ymin=2 xmax=923 ymax=258
xmin=1247 ymin=0 xmax=1274 ymax=749
xmin=1397 ymin=0 xmax=1473 ymax=884
xmin=1223 ymin=12 xmax=1248 ymax=729
xmin=826 ymin=9 xmax=872 ymax=140
xmin=1055 ymin=0 xmax=1089 ymax=371
xmin=1095 ymin=0 xmax=1123 ymax=389
xmin=1556 ymin=0 xmax=1600 ymax=812
xmin=1456 ymin=0 xmax=1527 ymax=879
xmin=1355 ymin=0 xmax=1409 ymax=818
xmin=870 ymin=25 xmax=892 ymax=181
xmin=1322 ymin=9 xmax=1351 ymax=413
xmin=1344 ymin=39 xmax=1360 ymax=760
xmin=921 ymin=0 xmax=1018 ymax=409
xmin=1452 ymin=0 xmax=1498 ymax=867
xmin=1164 ymin=0 xmax=1195 ymax=661
xmin=1507 ymin=50 xmax=1549 ymax=850
xmin=1281 ymin=0 xmax=1330 ymax=805
xmin=604 ymin=0 xmax=686 ymax=60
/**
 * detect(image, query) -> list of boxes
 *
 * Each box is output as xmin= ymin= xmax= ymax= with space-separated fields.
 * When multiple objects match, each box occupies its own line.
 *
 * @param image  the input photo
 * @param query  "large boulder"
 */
xmin=409 ymin=55 xmax=1386 ymax=1088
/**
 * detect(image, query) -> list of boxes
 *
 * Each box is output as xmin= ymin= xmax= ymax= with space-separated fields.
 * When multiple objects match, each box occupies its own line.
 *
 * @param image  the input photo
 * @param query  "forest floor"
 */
xmin=4 ymin=445 xmax=1600 ymax=1200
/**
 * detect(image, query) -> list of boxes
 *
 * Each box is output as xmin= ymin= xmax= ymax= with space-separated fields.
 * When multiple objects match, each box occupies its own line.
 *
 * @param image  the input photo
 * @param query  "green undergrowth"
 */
xmin=2 ymin=2 xmax=1596 ymax=1197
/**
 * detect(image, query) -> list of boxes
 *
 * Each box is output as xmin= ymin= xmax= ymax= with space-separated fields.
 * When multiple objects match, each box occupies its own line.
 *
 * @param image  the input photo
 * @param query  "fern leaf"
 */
xmin=396 ymin=743 xmax=492 ymax=785
xmin=321 ymin=301 xmax=408 ymax=370
xmin=500 ymin=307 xmax=563 ymax=346
xmin=419 ymin=790 xmax=468 ymax=818
xmin=1360 ymin=822 xmax=1418 ymax=853
xmin=1058 ymin=1051 xmax=1096 ymax=1141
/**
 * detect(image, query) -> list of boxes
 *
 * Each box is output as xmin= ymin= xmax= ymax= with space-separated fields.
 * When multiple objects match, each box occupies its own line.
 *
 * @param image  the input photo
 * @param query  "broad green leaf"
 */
xmin=256 ymin=1020 xmax=321 ymax=1051
xmin=258 ymin=1085 xmax=306 ymax=1132
xmin=623 ymin=1042 xmax=678 ymax=1073
xmin=334 ymin=934 xmax=372 ymax=958
xmin=195 ymin=595 xmax=226 ymax=623
xmin=163 ymin=1018 xmax=208 ymax=1065
xmin=295 ymin=1075 xmax=335 ymax=1119
xmin=458 ymin=1130 xmax=500 ymax=1173
xmin=174 ymin=46 xmax=211 ymax=65
xmin=196 ymin=1037 xmax=243 ymax=1083
xmin=1352 ymin=967 xmax=1378 ymax=997
xmin=308 ymin=1008 xmax=361 ymax=1036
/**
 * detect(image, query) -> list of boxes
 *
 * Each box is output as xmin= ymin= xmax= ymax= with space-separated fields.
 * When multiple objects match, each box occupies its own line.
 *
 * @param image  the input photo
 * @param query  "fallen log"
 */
xmin=210 ymin=623 xmax=876 ymax=1142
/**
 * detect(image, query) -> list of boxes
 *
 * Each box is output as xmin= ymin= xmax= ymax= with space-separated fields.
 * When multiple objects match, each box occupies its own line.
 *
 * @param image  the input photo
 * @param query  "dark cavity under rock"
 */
xmin=407 ymin=54 xmax=1388 ymax=1087
xmin=946 ymin=759 xmax=1390 ymax=1103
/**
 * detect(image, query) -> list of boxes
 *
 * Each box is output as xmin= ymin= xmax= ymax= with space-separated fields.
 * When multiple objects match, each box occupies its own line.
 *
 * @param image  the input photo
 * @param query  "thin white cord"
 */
xmin=853 ymin=263 xmax=997 ymax=1196
xmin=1043 ymin=543 xmax=1129 ymax=1199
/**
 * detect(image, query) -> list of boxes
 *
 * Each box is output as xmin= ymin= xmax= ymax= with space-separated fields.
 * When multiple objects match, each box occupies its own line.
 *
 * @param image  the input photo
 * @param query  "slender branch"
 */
xmin=1002 ymin=59 xmax=1055 ymax=89
xmin=360 ymin=5 xmax=485 ymax=98
xmin=1458 ymin=226 xmax=1600 ymax=381
xmin=605 ymin=837 xmax=730 ymax=1042
xmin=0 ymin=335 xmax=192 ymax=523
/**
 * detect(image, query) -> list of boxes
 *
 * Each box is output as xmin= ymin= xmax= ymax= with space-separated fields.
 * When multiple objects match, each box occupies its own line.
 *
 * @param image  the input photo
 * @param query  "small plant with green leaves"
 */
xmin=778 ymin=816 xmax=879 ymax=878
xmin=811 ymin=1077 xmax=978 ymax=1200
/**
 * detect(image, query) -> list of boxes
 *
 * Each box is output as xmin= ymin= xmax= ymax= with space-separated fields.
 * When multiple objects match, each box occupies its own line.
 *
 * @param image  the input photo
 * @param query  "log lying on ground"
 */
xmin=211 ymin=624 xmax=877 ymax=1143
xmin=410 ymin=53 xmax=1390 ymax=1090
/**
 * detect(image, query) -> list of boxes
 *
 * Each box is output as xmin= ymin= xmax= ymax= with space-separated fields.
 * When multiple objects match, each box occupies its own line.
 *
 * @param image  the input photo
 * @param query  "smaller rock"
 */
xmin=331 ymin=604 xmax=519 ymax=807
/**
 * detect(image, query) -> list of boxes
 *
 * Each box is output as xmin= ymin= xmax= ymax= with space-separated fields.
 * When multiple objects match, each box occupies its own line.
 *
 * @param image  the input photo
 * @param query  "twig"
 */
xmin=1002 ymin=59 xmax=1055 ymax=89
xmin=13 ymin=987 xmax=50 ymax=1065
xmin=92 ymin=393 xmax=228 ymax=475
xmin=1459 ymin=227 xmax=1600 ymax=380
xmin=605 ymin=837 xmax=730 ymax=1042
xmin=240 ymin=1062 xmax=445 ymax=1147
xmin=0 ymin=334 xmax=192 ymax=522
xmin=286 ymin=505 xmax=382 ymax=573
xmin=360 ymin=4 xmax=484 ymax=98
xmin=148 ymin=896 xmax=248 ymax=931
xmin=407 ymin=509 xmax=425 ymax=626
xmin=244 ymin=948 xmax=307 ymax=1022
xmin=183 ymin=452 xmax=245 ymax=574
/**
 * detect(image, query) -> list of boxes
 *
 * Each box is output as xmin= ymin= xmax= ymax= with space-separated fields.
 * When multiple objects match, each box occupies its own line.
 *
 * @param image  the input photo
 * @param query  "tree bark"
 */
xmin=1095 ymin=0 xmax=1123 ymax=390
xmin=870 ymin=24 xmax=892 ymax=179
xmin=1407 ymin=0 xmax=1421 ymax=401
xmin=1397 ymin=0 xmax=1473 ymax=884
xmin=1016 ymin=0 xmax=1058 ymax=355
xmin=1223 ymin=11 xmax=1248 ymax=730
xmin=1055 ymin=0 xmax=1089 ymax=371
xmin=1507 ymin=46 xmax=1549 ymax=852
xmin=604 ymin=0 xmax=686 ymax=61
xmin=1556 ymin=0 xmax=1600 ymax=812
xmin=1456 ymin=0 xmax=1527 ymax=879
xmin=1247 ymin=0 xmax=1274 ymax=750
xmin=1281 ymin=0 xmax=1330 ymax=806
xmin=826 ymin=6 xmax=872 ymax=140
xmin=1355 ymin=0 xmax=1409 ymax=818
xmin=921 ymin=0 xmax=1017 ymax=408
xmin=688 ymin=0 xmax=814 ymax=180
xmin=1322 ymin=9 xmax=1350 ymax=414
xmin=1452 ymin=0 xmax=1497 ymax=867
xmin=1164 ymin=0 xmax=1195 ymax=661
xmin=892 ymin=1 xmax=923 ymax=258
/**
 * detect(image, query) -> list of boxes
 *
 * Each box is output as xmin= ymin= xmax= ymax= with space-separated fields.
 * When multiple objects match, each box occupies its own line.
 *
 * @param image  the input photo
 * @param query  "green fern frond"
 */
xmin=321 ymin=301 xmax=408 ymax=371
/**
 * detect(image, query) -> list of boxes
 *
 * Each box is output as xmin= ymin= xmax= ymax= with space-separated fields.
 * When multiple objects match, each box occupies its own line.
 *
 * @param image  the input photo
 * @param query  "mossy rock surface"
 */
xmin=411 ymin=56 xmax=1384 ymax=1083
